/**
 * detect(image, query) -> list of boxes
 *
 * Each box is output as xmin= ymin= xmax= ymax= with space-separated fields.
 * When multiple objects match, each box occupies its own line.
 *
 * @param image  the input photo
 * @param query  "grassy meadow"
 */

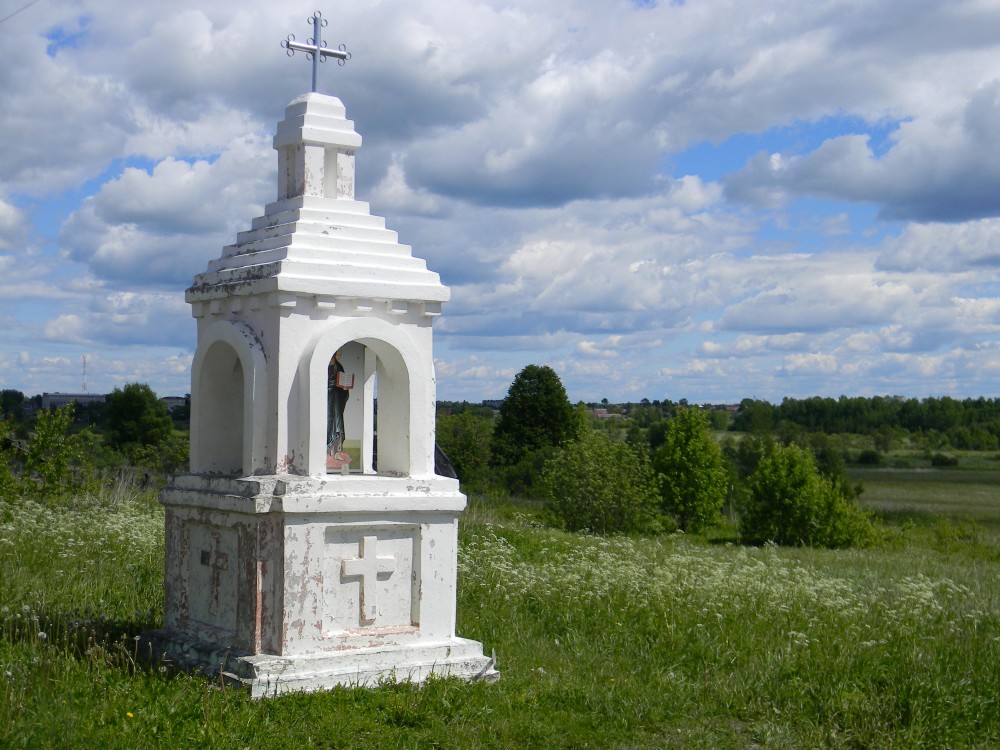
xmin=1 ymin=469 xmax=998 ymax=749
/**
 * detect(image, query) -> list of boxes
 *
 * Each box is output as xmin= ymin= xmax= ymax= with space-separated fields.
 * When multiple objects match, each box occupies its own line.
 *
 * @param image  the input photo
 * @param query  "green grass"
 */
xmin=1 ymin=472 xmax=999 ymax=749
xmin=852 ymin=467 xmax=1000 ymax=519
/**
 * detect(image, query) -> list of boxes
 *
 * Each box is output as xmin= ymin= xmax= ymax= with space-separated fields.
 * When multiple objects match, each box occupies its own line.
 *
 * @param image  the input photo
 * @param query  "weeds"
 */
xmin=0 ymin=477 xmax=998 ymax=748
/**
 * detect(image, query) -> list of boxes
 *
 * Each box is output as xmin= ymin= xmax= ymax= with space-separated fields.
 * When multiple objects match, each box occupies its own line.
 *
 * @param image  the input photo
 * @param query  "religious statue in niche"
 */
xmin=327 ymin=349 xmax=354 ymax=470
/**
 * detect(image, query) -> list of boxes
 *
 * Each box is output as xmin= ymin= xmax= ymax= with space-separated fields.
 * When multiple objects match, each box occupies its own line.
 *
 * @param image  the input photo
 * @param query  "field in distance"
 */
xmin=850 ymin=467 xmax=1000 ymax=523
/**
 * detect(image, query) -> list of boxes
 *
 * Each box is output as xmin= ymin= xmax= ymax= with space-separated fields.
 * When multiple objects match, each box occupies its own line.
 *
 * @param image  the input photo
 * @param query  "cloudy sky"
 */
xmin=2 ymin=0 xmax=1000 ymax=404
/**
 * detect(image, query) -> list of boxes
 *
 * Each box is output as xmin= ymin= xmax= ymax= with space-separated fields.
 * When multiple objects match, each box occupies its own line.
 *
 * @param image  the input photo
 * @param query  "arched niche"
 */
xmin=321 ymin=341 xmax=369 ymax=473
xmin=303 ymin=319 xmax=435 ymax=478
xmin=190 ymin=321 xmax=268 ymax=475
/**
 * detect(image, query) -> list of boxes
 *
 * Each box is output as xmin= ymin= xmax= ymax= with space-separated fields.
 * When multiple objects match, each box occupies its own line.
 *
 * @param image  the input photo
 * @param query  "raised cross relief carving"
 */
xmin=341 ymin=535 xmax=396 ymax=623
xmin=186 ymin=525 xmax=238 ymax=632
xmin=200 ymin=548 xmax=230 ymax=617
xmin=324 ymin=526 xmax=418 ymax=634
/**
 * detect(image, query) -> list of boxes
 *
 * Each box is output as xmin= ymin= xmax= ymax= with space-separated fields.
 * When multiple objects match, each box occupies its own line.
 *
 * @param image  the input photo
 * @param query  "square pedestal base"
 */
xmin=155 ymin=473 xmax=496 ymax=697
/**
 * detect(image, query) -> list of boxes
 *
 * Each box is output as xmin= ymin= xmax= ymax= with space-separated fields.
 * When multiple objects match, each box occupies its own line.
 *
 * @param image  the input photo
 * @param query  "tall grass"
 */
xmin=1 ymin=477 xmax=997 ymax=748
xmin=458 ymin=522 xmax=998 ymax=747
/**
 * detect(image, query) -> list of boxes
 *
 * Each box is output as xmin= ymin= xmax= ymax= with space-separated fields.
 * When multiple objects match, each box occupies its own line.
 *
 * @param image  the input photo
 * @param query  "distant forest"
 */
xmin=4 ymin=389 xmax=1000 ymax=453
xmin=730 ymin=395 xmax=1000 ymax=450
xmin=441 ymin=394 xmax=1000 ymax=453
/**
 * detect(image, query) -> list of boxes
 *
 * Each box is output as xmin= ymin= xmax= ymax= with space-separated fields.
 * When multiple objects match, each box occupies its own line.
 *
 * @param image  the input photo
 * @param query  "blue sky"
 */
xmin=2 ymin=0 xmax=1000 ymax=404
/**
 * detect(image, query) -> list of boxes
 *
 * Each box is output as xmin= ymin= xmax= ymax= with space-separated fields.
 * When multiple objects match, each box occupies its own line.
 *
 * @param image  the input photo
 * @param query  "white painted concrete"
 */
xmin=154 ymin=93 xmax=495 ymax=694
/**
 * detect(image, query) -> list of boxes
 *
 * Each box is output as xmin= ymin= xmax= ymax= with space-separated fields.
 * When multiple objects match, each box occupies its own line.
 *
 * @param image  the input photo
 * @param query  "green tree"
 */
xmin=578 ymin=401 xmax=609 ymax=436
xmin=105 ymin=383 xmax=173 ymax=449
xmin=436 ymin=411 xmax=493 ymax=485
xmin=0 ymin=418 xmax=20 ymax=500
xmin=731 ymin=398 xmax=775 ymax=433
xmin=540 ymin=430 xmax=659 ymax=534
xmin=0 ymin=389 xmax=25 ymax=423
xmin=706 ymin=409 xmax=731 ymax=431
xmin=647 ymin=419 xmax=670 ymax=450
xmin=491 ymin=365 xmax=577 ymax=467
xmin=740 ymin=442 xmax=877 ymax=548
xmin=725 ymin=434 xmax=770 ymax=480
xmin=654 ymin=408 xmax=729 ymax=532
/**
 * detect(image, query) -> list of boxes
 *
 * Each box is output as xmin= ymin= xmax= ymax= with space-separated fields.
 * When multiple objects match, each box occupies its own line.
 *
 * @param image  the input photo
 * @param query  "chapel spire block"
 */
xmin=274 ymin=93 xmax=361 ymax=200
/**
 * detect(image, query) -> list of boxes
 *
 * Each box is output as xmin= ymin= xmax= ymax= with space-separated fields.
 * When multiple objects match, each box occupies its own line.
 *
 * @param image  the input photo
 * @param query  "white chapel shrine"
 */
xmin=151 ymin=60 xmax=496 ymax=695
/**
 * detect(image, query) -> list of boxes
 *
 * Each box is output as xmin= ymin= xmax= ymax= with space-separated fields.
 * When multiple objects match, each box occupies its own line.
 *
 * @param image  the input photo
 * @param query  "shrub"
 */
xmin=740 ymin=442 xmax=877 ymax=548
xmin=540 ymin=430 xmax=659 ymax=534
xmin=931 ymin=452 xmax=959 ymax=468
xmin=856 ymin=448 xmax=883 ymax=465
xmin=119 ymin=431 xmax=190 ymax=475
xmin=724 ymin=433 xmax=769 ymax=479
xmin=436 ymin=411 xmax=493 ymax=485
xmin=653 ymin=408 xmax=729 ymax=532
xmin=16 ymin=406 xmax=96 ymax=503
xmin=500 ymin=446 xmax=555 ymax=498
xmin=0 ymin=419 xmax=19 ymax=500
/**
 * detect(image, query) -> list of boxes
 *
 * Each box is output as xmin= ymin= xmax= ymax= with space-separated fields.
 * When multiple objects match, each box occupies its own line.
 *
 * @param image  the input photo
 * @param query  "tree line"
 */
xmin=437 ymin=365 xmax=878 ymax=548
xmin=732 ymin=395 xmax=1000 ymax=450
xmin=6 ymin=372 xmax=987 ymax=546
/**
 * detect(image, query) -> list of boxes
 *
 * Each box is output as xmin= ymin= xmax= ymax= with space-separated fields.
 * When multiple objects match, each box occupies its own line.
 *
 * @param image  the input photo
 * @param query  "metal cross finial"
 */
xmin=281 ymin=11 xmax=350 ymax=93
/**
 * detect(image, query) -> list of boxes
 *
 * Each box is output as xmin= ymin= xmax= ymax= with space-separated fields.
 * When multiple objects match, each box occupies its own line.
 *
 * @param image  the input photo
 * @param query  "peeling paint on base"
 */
xmin=152 ymin=472 xmax=494 ymax=696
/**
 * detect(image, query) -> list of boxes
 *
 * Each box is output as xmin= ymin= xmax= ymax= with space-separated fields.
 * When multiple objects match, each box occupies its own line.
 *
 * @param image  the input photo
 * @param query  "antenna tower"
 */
xmin=82 ymin=355 xmax=87 ymax=393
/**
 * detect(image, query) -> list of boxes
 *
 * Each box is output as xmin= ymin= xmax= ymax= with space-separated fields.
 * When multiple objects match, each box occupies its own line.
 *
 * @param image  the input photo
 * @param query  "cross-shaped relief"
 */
xmin=341 ymin=535 xmax=396 ymax=624
xmin=199 ymin=547 xmax=230 ymax=615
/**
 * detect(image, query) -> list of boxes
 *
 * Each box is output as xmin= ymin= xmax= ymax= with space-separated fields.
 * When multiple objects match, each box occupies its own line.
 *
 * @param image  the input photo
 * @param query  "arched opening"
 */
xmin=323 ymin=340 xmax=410 ymax=477
xmin=367 ymin=340 xmax=410 ymax=476
xmin=194 ymin=340 xmax=244 ymax=475
xmin=307 ymin=321 xmax=430 ymax=478
xmin=189 ymin=320 xmax=267 ymax=476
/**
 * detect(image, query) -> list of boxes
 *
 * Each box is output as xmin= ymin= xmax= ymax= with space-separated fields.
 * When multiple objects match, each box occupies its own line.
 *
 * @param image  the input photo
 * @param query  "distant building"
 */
xmin=160 ymin=396 xmax=187 ymax=410
xmin=590 ymin=408 xmax=623 ymax=419
xmin=41 ymin=392 xmax=106 ymax=409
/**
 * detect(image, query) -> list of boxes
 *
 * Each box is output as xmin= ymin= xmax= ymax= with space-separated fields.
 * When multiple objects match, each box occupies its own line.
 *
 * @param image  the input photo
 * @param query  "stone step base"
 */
xmin=144 ymin=629 xmax=498 ymax=698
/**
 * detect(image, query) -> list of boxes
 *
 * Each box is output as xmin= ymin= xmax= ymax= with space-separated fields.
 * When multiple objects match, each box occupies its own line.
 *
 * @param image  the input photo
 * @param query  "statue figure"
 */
xmin=327 ymin=349 xmax=352 ymax=470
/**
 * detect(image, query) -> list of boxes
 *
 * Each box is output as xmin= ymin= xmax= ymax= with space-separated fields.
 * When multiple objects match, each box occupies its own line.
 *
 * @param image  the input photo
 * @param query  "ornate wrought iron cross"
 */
xmin=281 ymin=11 xmax=350 ymax=93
